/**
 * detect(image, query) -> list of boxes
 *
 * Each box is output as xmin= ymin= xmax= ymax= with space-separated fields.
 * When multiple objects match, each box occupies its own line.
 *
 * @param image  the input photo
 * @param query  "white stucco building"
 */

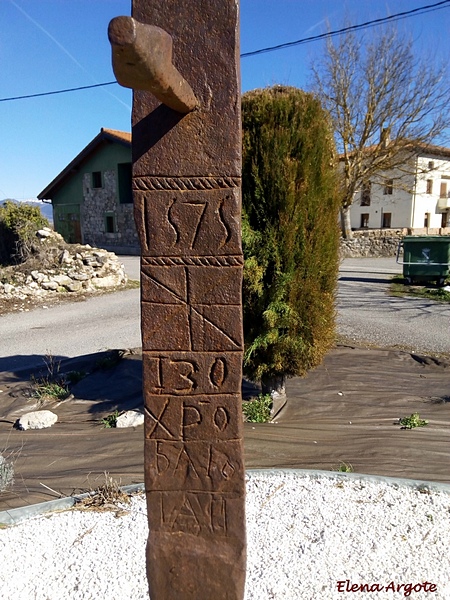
xmin=349 ymin=144 xmax=450 ymax=233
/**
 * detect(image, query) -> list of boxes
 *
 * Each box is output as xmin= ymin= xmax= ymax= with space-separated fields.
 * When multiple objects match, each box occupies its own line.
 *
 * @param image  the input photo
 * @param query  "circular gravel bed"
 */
xmin=1 ymin=470 xmax=450 ymax=599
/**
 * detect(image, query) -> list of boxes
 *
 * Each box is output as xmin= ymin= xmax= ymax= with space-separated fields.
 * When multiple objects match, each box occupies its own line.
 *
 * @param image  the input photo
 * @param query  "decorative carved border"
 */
xmin=133 ymin=176 xmax=240 ymax=191
xmin=142 ymin=255 xmax=244 ymax=266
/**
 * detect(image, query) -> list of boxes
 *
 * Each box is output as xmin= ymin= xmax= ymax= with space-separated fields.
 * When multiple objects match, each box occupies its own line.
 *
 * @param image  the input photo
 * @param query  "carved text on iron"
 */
xmin=111 ymin=1 xmax=246 ymax=598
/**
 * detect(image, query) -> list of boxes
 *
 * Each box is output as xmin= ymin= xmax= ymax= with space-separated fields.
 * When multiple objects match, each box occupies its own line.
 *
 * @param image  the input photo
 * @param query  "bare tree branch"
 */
xmin=311 ymin=24 xmax=450 ymax=237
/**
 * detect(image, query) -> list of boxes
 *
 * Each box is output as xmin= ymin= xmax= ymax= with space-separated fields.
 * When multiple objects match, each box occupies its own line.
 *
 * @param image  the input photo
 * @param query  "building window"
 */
xmin=361 ymin=182 xmax=371 ymax=206
xmin=382 ymin=213 xmax=392 ymax=228
xmin=426 ymin=179 xmax=433 ymax=194
xmin=105 ymin=213 xmax=116 ymax=233
xmin=92 ymin=171 xmax=103 ymax=189
xmin=360 ymin=213 xmax=369 ymax=228
xmin=441 ymin=213 xmax=448 ymax=228
xmin=440 ymin=182 xmax=448 ymax=198
xmin=383 ymin=179 xmax=393 ymax=195
xmin=428 ymin=161 xmax=435 ymax=170
xmin=118 ymin=162 xmax=133 ymax=204
xmin=424 ymin=213 xmax=430 ymax=228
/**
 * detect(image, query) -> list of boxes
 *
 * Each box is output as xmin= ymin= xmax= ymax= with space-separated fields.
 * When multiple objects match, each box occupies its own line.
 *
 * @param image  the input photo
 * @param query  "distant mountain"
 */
xmin=0 ymin=198 xmax=53 ymax=224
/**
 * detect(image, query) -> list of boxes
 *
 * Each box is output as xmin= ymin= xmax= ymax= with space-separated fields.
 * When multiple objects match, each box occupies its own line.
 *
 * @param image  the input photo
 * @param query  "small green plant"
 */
xmin=424 ymin=288 xmax=450 ymax=302
xmin=390 ymin=277 xmax=450 ymax=303
xmin=66 ymin=370 xmax=86 ymax=384
xmin=32 ymin=381 xmax=69 ymax=401
xmin=399 ymin=412 xmax=428 ymax=429
xmin=242 ymin=394 xmax=272 ymax=423
xmin=95 ymin=350 xmax=124 ymax=370
xmin=0 ymin=453 xmax=14 ymax=493
xmin=102 ymin=410 xmax=120 ymax=428
xmin=336 ymin=462 xmax=353 ymax=473
xmin=30 ymin=353 xmax=70 ymax=402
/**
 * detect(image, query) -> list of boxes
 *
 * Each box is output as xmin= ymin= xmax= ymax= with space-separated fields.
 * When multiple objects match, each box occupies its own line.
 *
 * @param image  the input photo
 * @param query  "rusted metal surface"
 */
xmin=109 ymin=2 xmax=246 ymax=598
xmin=131 ymin=1 xmax=241 ymax=178
xmin=108 ymin=17 xmax=198 ymax=114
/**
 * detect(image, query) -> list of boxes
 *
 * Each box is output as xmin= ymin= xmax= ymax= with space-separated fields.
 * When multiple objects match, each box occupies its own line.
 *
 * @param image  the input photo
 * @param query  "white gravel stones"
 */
xmin=1 ymin=470 xmax=450 ymax=599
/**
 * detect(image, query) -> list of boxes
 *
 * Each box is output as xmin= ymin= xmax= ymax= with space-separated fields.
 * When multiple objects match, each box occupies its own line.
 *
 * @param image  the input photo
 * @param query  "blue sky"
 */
xmin=2 ymin=0 xmax=450 ymax=200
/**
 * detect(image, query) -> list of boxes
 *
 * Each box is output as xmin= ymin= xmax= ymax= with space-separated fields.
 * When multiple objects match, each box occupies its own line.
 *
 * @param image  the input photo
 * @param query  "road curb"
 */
xmin=2 ymin=470 xmax=450 ymax=527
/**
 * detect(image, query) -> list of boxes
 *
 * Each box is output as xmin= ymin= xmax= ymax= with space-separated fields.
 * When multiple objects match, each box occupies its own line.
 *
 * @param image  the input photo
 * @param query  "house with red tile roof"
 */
xmin=38 ymin=128 xmax=138 ymax=254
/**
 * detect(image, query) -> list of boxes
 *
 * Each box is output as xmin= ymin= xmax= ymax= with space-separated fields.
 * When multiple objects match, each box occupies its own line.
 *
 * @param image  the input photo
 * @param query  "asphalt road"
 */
xmin=0 ymin=256 xmax=449 ymax=372
xmin=338 ymin=257 xmax=450 ymax=355
xmin=0 ymin=288 xmax=141 ymax=372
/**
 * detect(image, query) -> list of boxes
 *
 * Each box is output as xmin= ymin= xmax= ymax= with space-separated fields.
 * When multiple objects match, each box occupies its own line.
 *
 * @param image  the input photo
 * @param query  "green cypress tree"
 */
xmin=242 ymin=85 xmax=340 ymax=403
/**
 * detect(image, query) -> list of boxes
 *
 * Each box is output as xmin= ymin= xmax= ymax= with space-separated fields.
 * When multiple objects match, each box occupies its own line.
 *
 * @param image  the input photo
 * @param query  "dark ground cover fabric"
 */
xmin=1 ymin=345 xmax=449 ymax=510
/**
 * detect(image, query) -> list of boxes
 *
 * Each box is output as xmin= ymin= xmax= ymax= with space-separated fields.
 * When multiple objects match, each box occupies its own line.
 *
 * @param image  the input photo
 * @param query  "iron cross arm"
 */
xmin=108 ymin=16 xmax=199 ymax=114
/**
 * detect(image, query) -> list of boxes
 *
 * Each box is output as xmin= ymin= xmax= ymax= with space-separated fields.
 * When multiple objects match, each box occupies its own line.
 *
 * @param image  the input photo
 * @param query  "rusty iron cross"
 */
xmin=109 ymin=2 xmax=246 ymax=599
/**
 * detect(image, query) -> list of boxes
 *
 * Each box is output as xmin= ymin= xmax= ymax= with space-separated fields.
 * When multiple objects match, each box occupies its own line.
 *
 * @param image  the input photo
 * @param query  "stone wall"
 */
xmin=340 ymin=228 xmax=450 ymax=258
xmin=82 ymin=171 xmax=140 ymax=254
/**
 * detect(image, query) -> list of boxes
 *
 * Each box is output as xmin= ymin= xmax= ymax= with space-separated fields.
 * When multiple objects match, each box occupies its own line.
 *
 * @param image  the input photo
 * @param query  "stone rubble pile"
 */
xmin=0 ymin=228 xmax=128 ymax=301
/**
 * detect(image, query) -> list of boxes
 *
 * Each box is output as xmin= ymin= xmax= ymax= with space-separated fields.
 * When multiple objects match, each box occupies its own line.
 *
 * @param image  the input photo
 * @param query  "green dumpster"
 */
xmin=396 ymin=236 xmax=450 ymax=285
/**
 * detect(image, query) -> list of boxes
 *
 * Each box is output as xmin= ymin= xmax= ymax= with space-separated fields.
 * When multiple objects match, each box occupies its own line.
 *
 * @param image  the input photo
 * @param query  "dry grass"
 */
xmin=0 ymin=453 xmax=14 ymax=493
xmin=74 ymin=473 xmax=131 ymax=515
